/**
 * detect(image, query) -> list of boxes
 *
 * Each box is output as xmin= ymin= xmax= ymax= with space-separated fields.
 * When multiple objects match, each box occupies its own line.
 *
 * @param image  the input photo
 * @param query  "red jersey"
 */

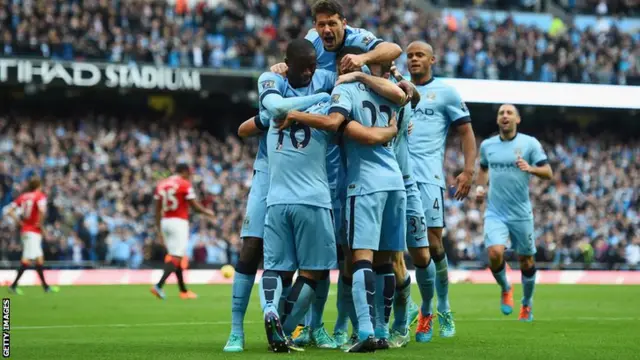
xmin=154 ymin=175 xmax=195 ymax=220
xmin=12 ymin=190 xmax=47 ymax=234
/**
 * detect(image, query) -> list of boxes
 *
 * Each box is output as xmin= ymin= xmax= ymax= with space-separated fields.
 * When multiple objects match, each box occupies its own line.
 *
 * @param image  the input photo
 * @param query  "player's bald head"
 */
xmin=407 ymin=41 xmax=434 ymax=56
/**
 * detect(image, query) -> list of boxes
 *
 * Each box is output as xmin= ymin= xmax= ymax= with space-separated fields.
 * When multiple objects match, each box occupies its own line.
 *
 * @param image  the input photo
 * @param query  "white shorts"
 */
xmin=21 ymin=232 xmax=43 ymax=260
xmin=161 ymin=218 xmax=190 ymax=257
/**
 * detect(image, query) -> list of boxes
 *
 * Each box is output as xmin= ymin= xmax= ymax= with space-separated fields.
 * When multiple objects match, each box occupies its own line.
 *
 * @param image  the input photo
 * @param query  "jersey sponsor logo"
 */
xmin=413 ymin=108 xmax=435 ymax=116
xmin=261 ymin=80 xmax=275 ymax=90
xmin=361 ymin=35 xmax=374 ymax=46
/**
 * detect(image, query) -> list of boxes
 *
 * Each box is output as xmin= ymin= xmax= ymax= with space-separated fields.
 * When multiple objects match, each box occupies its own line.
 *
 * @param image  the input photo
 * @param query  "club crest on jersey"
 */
xmin=243 ymin=217 xmax=250 ymax=228
xmin=331 ymin=94 xmax=341 ymax=104
xmin=514 ymin=148 xmax=523 ymax=157
xmin=261 ymin=80 xmax=275 ymax=90
xmin=361 ymin=36 xmax=374 ymax=46
xmin=426 ymin=92 xmax=436 ymax=101
xmin=460 ymin=101 xmax=468 ymax=112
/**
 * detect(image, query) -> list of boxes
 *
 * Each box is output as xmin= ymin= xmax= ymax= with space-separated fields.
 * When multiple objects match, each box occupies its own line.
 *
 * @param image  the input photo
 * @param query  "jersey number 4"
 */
xmin=277 ymin=123 xmax=311 ymax=149
xmin=362 ymin=100 xmax=394 ymax=147
xmin=158 ymin=187 xmax=179 ymax=212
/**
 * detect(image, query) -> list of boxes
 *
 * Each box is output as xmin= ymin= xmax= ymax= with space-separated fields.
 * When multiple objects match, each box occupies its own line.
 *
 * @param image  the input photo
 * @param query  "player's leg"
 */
xmin=332 ymin=200 xmax=351 ymax=345
xmin=405 ymin=187 xmax=434 ymax=343
xmin=344 ymin=193 xmax=383 ymax=353
xmin=421 ymin=183 xmax=455 ymax=337
xmin=484 ymin=216 xmax=513 ymax=315
xmin=10 ymin=233 xmax=34 ymax=295
xmin=224 ymin=171 xmax=268 ymax=352
xmin=509 ymin=219 xmax=537 ymax=322
xmin=259 ymin=205 xmax=296 ymax=352
xmin=284 ymin=205 xmax=337 ymax=349
xmin=374 ymin=190 xmax=406 ymax=349
xmin=9 ymin=258 xmax=28 ymax=295
xmin=389 ymin=252 xmax=412 ymax=347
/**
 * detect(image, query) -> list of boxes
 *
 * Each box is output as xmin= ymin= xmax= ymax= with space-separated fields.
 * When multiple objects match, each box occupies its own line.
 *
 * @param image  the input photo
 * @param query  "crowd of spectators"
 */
xmin=0 ymin=0 xmax=638 ymax=84
xmin=0 ymin=114 xmax=637 ymax=270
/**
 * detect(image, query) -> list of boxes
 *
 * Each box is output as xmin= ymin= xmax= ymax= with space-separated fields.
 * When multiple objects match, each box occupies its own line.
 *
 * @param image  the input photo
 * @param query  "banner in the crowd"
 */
xmin=1 ymin=269 xmax=639 ymax=286
xmin=0 ymin=58 xmax=255 ymax=93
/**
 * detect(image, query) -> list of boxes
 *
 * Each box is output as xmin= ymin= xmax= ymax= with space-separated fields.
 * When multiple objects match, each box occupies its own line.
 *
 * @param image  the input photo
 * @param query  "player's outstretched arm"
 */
xmin=281 ymin=111 xmax=343 ymax=132
xmin=262 ymin=93 xmax=330 ymax=119
xmin=337 ymin=72 xmax=406 ymax=106
xmin=344 ymin=113 xmax=398 ymax=145
xmin=237 ymin=116 xmax=262 ymax=138
xmin=341 ymin=42 xmax=402 ymax=70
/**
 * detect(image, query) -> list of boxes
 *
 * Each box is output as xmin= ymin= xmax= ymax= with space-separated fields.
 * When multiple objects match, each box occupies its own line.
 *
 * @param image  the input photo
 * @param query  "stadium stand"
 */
xmin=0 ymin=0 xmax=638 ymax=84
xmin=0 ymin=111 xmax=637 ymax=269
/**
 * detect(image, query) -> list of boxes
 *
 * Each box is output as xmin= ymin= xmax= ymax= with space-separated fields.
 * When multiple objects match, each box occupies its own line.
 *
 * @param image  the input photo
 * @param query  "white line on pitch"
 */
xmin=11 ymin=317 xmax=640 ymax=330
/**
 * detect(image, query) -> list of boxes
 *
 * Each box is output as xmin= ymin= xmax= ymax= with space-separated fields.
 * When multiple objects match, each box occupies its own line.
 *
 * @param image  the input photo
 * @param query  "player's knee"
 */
xmin=351 ymin=249 xmax=373 ymax=263
xmin=372 ymin=262 xmax=393 ymax=275
xmin=487 ymin=246 xmax=505 ymax=262
xmin=238 ymin=237 xmax=263 ymax=269
xmin=373 ymin=250 xmax=393 ymax=265
xmin=519 ymin=255 xmax=535 ymax=271
xmin=410 ymin=247 xmax=431 ymax=268
xmin=427 ymin=228 xmax=444 ymax=251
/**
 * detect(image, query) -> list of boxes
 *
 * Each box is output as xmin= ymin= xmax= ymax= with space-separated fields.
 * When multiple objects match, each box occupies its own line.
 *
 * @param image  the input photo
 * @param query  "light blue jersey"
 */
xmin=305 ymin=26 xmax=383 ymax=71
xmin=266 ymin=100 xmax=333 ymax=209
xmin=480 ymin=133 xmax=548 ymax=221
xmin=409 ymin=78 xmax=471 ymax=189
xmin=328 ymin=82 xmax=404 ymax=196
xmin=254 ymin=69 xmax=337 ymax=173
xmin=326 ymin=144 xmax=341 ymax=191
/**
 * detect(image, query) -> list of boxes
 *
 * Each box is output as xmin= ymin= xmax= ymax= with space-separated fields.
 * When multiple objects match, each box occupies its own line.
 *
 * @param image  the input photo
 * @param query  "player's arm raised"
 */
xmin=262 ymin=92 xmax=330 ymax=119
xmin=336 ymin=71 xmax=406 ymax=106
xmin=340 ymin=42 xmax=402 ymax=72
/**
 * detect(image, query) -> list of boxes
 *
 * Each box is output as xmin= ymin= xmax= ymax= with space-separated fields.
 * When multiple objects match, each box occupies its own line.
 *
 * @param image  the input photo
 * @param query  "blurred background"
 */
xmin=0 ymin=0 xmax=637 ymax=271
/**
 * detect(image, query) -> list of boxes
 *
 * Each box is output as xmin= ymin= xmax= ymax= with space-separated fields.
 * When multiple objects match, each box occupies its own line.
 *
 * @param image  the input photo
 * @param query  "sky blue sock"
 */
xmin=231 ymin=271 xmax=255 ymax=335
xmin=259 ymin=271 xmax=282 ymax=316
xmin=311 ymin=274 xmax=330 ymax=330
xmin=434 ymin=254 xmax=451 ymax=313
xmin=522 ymin=268 xmax=537 ymax=307
xmin=415 ymin=261 xmax=435 ymax=316
xmin=353 ymin=261 xmax=375 ymax=341
xmin=282 ymin=277 xmax=317 ymax=335
xmin=491 ymin=262 xmax=511 ymax=292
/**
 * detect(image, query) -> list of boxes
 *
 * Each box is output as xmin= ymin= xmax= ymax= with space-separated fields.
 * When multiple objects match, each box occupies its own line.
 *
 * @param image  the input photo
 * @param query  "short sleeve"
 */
xmin=328 ymin=85 xmax=354 ymax=120
xmin=37 ymin=197 xmax=47 ymax=212
xmin=346 ymin=27 xmax=383 ymax=51
xmin=254 ymin=113 xmax=268 ymax=131
xmin=479 ymin=141 xmax=489 ymax=169
xmin=445 ymin=87 xmax=471 ymax=125
xmin=529 ymin=138 xmax=548 ymax=166
xmin=257 ymin=72 xmax=286 ymax=103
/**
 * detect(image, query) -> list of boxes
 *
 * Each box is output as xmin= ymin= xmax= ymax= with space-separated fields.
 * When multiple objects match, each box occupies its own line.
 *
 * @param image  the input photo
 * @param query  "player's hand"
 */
xmin=390 ymin=61 xmax=403 ymax=81
xmin=475 ymin=185 xmax=486 ymax=203
xmin=340 ymin=54 xmax=366 ymax=73
xmin=516 ymin=156 xmax=532 ymax=173
xmin=277 ymin=112 xmax=297 ymax=130
xmin=388 ymin=111 xmax=398 ymax=131
xmin=397 ymin=80 xmax=414 ymax=105
xmin=336 ymin=72 xmax=363 ymax=85
xmin=270 ymin=62 xmax=288 ymax=76
xmin=453 ymin=170 xmax=473 ymax=200
xmin=408 ymin=121 xmax=414 ymax=135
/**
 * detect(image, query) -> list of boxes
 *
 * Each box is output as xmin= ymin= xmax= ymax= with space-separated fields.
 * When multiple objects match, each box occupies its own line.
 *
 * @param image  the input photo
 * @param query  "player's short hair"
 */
xmin=336 ymin=46 xmax=365 ymax=64
xmin=176 ymin=163 xmax=191 ymax=174
xmin=286 ymin=39 xmax=316 ymax=62
xmin=27 ymin=176 xmax=41 ymax=192
xmin=312 ymin=0 xmax=345 ymax=20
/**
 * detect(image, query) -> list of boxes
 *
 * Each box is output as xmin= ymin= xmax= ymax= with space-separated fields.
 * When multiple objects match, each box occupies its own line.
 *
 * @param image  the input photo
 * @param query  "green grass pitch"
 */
xmin=6 ymin=284 xmax=640 ymax=359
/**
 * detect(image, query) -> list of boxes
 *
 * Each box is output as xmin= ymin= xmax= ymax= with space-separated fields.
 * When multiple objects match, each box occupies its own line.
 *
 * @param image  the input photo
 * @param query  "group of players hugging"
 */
xmin=2 ymin=0 xmax=553 ymax=354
